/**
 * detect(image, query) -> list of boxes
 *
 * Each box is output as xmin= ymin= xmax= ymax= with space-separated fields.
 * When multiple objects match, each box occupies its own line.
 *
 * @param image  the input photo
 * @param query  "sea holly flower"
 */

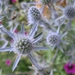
xmin=0 ymin=24 xmax=48 ymax=71
xmin=35 ymin=0 xmax=59 ymax=20
xmin=64 ymin=63 xmax=75 ymax=74
xmin=27 ymin=6 xmax=42 ymax=25
xmin=46 ymin=27 xmax=68 ymax=52
xmin=28 ymin=6 xmax=55 ymax=31
xmin=55 ymin=4 xmax=75 ymax=31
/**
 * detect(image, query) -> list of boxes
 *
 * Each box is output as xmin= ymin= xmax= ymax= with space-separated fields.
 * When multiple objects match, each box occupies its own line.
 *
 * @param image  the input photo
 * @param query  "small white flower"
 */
xmin=64 ymin=6 xmax=75 ymax=20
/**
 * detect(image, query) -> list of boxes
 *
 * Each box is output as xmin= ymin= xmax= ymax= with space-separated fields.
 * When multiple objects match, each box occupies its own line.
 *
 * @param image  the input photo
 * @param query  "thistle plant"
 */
xmin=0 ymin=23 xmax=48 ymax=71
xmin=46 ymin=27 xmax=68 ymax=52
xmin=34 ymin=0 xmax=59 ymax=20
xmin=54 ymin=2 xmax=75 ymax=31
xmin=28 ymin=6 xmax=54 ymax=31
xmin=0 ymin=0 xmax=75 ymax=75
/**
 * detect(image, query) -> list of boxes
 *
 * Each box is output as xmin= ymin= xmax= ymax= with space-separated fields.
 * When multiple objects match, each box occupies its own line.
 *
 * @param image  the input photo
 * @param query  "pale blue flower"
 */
xmin=38 ymin=0 xmax=59 ymax=19
xmin=0 ymin=23 xmax=48 ymax=71
xmin=54 ymin=4 xmax=75 ymax=31
xmin=27 ymin=6 xmax=42 ymax=25
xmin=28 ymin=6 xmax=55 ymax=31
xmin=46 ymin=27 xmax=68 ymax=52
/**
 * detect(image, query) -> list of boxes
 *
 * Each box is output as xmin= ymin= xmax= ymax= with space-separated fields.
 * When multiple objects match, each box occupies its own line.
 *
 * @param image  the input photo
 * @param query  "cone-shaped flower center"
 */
xmin=49 ymin=34 xmax=60 ymax=46
xmin=64 ymin=6 xmax=75 ymax=19
xmin=14 ymin=37 xmax=33 ymax=54
xmin=30 ymin=7 xmax=41 ymax=20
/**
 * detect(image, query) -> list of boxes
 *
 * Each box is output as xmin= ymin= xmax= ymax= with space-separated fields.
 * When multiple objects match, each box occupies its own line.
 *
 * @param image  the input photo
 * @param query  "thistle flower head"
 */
xmin=28 ymin=6 xmax=41 ymax=25
xmin=46 ymin=29 xmax=68 ymax=52
xmin=46 ymin=31 xmax=61 ymax=47
xmin=0 ymin=24 xmax=48 ymax=71
xmin=64 ymin=6 xmax=75 ymax=20
xmin=12 ymin=34 xmax=33 ymax=54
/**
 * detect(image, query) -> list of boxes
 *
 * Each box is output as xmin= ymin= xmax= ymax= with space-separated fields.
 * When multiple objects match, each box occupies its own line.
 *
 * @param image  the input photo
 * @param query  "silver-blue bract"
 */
xmin=0 ymin=24 xmax=48 ymax=71
xmin=46 ymin=28 xmax=68 ymax=52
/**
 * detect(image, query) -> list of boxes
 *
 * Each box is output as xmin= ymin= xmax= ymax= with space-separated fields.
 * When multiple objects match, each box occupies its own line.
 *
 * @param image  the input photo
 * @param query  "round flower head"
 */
xmin=40 ymin=0 xmax=51 ymax=5
xmin=12 ymin=34 xmax=33 ymax=54
xmin=54 ymin=5 xmax=75 ymax=31
xmin=64 ymin=6 xmax=75 ymax=20
xmin=47 ymin=32 xmax=61 ymax=47
xmin=46 ymin=28 xmax=68 ymax=52
xmin=28 ymin=6 xmax=42 ymax=25
xmin=0 ymin=24 xmax=48 ymax=71
xmin=28 ymin=6 xmax=54 ymax=31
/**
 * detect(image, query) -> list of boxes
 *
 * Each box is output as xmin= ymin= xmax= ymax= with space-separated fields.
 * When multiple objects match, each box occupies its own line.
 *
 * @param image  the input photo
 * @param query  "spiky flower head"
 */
xmin=12 ymin=34 xmax=33 ymax=55
xmin=46 ymin=31 xmax=61 ymax=47
xmin=40 ymin=0 xmax=51 ymax=5
xmin=46 ymin=28 xmax=68 ymax=52
xmin=28 ymin=6 xmax=41 ymax=25
xmin=0 ymin=24 xmax=48 ymax=71
xmin=64 ymin=6 xmax=75 ymax=20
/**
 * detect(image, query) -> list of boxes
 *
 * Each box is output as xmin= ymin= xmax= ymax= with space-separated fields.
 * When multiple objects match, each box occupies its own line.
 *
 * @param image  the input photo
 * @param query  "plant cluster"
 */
xmin=0 ymin=0 xmax=75 ymax=75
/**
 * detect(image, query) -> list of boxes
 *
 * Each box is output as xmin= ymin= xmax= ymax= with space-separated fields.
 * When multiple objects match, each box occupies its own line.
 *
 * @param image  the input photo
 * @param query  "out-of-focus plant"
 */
xmin=0 ymin=0 xmax=75 ymax=75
